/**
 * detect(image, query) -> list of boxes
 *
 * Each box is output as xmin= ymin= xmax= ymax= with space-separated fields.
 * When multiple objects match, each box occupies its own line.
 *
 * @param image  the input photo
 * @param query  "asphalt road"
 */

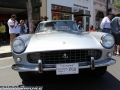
xmin=0 ymin=56 xmax=120 ymax=90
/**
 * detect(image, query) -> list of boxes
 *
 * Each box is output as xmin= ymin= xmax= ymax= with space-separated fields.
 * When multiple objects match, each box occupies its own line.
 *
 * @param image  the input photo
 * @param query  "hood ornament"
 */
xmin=62 ymin=53 xmax=68 ymax=59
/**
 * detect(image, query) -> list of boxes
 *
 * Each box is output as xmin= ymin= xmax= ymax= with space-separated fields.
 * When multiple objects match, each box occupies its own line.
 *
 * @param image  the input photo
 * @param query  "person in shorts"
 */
xmin=7 ymin=14 xmax=18 ymax=45
xmin=111 ymin=12 xmax=120 ymax=55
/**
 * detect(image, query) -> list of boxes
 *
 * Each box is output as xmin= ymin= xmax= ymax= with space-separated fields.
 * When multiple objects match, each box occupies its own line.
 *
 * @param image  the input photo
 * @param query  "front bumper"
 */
xmin=12 ymin=58 xmax=116 ymax=72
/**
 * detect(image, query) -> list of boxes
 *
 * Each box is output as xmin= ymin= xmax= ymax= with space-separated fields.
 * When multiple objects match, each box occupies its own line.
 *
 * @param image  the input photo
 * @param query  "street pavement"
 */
xmin=0 ymin=45 xmax=12 ymax=58
xmin=0 ymin=56 xmax=120 ymax=90
xmin=0 ymin=39 xmax=12 ymax=58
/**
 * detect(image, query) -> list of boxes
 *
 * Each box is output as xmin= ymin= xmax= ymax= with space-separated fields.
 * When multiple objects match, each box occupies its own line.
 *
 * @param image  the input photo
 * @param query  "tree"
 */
xmin=26 ymin=0 xmax=41 ymax=34
xmin=113 ymin=0 xmax=120 ymax=9
xmin=26 ymin=0 xmax=33 ymax=34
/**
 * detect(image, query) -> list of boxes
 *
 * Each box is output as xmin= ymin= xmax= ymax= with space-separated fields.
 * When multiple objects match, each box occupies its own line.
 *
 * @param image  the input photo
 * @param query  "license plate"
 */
xmin=56 ymin=63 xmax=79 ymax=75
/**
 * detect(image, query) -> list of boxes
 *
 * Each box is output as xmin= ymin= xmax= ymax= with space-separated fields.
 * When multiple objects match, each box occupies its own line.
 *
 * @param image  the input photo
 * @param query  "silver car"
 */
xmin=11 ymin=20 xmax=116 ymax=81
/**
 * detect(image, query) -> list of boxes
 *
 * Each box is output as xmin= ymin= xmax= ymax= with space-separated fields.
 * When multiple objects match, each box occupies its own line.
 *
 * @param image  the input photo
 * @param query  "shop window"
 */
xmin=51 ymin=4 xmax=72 ymax=20
xmin=52 ymin=12 xmax=72 ymax=20
xmin=85 ymin=10 xmax=90 ymax=15
xmin=79 ymin=9 xmax=84 ymax=14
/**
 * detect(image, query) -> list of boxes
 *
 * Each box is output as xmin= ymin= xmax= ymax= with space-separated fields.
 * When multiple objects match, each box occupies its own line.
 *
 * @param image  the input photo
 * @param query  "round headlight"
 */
xmin=101 ymin=34 xmax=114 ymax=49
xmin=12 ymin=39 xmax=26 ymax=53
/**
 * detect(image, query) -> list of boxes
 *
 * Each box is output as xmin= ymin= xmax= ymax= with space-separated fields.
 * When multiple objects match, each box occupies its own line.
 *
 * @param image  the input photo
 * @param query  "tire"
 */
xmin=18 ymin=72 xmax=39 ymax=81
xmin=90 ymin=66 xmax=107 ymax=77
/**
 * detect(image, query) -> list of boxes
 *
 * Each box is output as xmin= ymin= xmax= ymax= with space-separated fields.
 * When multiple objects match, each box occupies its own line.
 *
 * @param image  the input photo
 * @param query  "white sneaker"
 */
xmin=116 ymin=52 xmax=119 ymax=55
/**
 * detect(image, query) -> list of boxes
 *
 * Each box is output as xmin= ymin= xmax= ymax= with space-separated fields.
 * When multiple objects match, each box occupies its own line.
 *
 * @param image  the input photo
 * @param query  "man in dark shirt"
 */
xmin=111 ymin=12 xmax=120 ymax=55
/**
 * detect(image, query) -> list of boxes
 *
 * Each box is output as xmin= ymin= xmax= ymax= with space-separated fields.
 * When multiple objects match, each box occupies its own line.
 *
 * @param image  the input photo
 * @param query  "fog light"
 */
xmin=107 ymin=52 xmax=112 ymax=58
xmin=17 ymin=57 xmax=22 ymax=62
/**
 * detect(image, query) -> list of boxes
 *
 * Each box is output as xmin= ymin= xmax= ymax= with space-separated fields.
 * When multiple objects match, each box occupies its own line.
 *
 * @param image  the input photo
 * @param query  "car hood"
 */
xmin=25 ymin=31 xmax=103 ymax=53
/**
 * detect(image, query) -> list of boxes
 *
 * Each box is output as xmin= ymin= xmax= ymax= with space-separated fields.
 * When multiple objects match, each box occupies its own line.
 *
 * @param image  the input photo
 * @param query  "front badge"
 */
xmin=62 ymin=53 xmax=68 ymax=59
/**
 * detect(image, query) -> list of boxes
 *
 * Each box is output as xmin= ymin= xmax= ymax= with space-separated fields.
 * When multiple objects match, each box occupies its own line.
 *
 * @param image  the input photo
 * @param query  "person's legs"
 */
xmin=0 ymin=33 xmax=2 ymax=47
xmin=10 ymin=33 xmax=16 ymax=45
xmin=114 ymin=45 xmax=117 ymax=53
xmin=0 ymin=33 xmax=5 ymax=43
xmin=116 ymin=45 xmax=120 ymax=55
xmin=115 ymin=33 xmax=120 ymax=55
xmin=2 ymin=33 xmax=6 ymax=43
xmin=112 ymin=33 xmax=117 ymax=55
xmin=0 ymin=33 xmax=3 ymax=43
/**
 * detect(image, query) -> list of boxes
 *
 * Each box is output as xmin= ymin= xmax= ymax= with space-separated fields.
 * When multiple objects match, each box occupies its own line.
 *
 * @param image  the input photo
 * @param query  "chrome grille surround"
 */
xmin=27 ymin=49 xmax=102 ymax=64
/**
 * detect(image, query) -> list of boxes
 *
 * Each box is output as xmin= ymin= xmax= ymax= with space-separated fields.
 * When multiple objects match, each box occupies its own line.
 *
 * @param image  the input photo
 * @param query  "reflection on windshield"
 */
xmin=36 ymin=21 xmax=80 ymax=33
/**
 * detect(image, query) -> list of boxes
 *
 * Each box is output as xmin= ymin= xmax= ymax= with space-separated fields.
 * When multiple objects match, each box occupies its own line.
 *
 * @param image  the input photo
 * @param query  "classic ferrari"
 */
xmin=11 ymin=20 xmax=116 ymax=81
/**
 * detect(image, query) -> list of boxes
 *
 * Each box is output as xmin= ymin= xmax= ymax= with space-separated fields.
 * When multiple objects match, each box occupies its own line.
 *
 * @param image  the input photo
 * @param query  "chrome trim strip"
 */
xmin=12 ymin=59 xmax=116 ymax=72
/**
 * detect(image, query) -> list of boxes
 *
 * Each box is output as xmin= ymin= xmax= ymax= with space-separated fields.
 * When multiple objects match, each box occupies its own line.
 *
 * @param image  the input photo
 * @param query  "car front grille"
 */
xmin=27 ymin=49 xmax=102 ymax=64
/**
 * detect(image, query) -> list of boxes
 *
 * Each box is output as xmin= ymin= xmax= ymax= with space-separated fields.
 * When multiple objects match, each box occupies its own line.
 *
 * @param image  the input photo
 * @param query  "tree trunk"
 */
xmin=26 ymin=0 xmax=33 ymax=34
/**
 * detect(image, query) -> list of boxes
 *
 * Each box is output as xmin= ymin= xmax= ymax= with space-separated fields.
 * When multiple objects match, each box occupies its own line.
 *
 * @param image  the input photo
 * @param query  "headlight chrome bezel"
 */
xmin=100 ymin=34 xmax=115 ymax=49
xmin=12 ymin=37 xmax=26 ymax=54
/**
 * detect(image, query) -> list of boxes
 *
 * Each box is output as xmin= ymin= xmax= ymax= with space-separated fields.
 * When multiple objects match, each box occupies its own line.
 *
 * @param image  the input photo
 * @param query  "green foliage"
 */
xmin=113 ymin=0 xmax=120 ymax=9
xmin=32 ymin=0 xmax=40 ymax=12
xmin=25 ymin=0 xmax=28 ymax=2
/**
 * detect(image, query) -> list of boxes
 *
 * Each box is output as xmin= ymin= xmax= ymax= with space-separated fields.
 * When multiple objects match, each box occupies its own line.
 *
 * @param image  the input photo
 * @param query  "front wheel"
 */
xmin=90 ymin=66 xmax=107 ymax=77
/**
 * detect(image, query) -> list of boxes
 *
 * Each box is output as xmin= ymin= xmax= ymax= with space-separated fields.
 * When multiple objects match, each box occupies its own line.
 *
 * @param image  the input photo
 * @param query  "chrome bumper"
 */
xmin=12 ymin=58 xmax=116 ymax=72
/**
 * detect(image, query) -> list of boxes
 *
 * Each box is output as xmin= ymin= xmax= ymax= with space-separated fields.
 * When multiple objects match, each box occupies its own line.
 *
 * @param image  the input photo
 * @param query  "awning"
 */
xmin=0 ymin=0 xmax=26 ymax=9
xmin=0 ymin=0 xmax=42 ymax=9
xmin=74 ymin=14 xmax=91 ymax=17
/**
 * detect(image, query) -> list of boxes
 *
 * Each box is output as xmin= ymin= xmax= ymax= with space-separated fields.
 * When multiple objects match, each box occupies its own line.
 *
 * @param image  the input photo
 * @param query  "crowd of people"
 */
xmin=100 ymin=12 xmax=120 ymax=56
xmin=0 ymin=14 xmax=48 ymax=46
xmin=77 ymin=21 xmax=95 ymax=32
xmin=0 ymin=22 xmax=6 ymax=44
xmin=77 ymin=11 xmax=120 ymax=56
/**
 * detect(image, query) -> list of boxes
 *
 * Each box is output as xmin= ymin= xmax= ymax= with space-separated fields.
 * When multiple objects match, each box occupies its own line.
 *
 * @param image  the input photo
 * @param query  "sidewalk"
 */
xmin=0 ymin=44 xmax=12 ymax=58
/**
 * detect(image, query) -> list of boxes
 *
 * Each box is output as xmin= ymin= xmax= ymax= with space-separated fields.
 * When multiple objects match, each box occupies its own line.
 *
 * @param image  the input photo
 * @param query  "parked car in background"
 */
xmin=11 ymin=20 xmax=116 ymax=81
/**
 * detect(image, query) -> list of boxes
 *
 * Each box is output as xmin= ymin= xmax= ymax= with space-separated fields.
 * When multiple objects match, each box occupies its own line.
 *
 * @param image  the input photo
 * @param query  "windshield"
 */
xmin=35 ymin=21 xmax=80 ymax=33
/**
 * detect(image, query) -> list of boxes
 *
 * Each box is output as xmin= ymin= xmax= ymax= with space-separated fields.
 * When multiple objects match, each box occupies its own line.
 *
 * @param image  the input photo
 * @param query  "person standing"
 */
xmin=4 ymin=21 xmax=9 ymax=39
xmin=44 ymin=16 xmax=48 ymax=21
xmin=111 ymin=12 xmax=120 ymax=55
xmin=33 ymin=20 xmax=38 ymax=33
xmin=89 ymin=25 xmax=95 ymax=32
xmin=7 ymin=14 xmax=18 ymax=45
xmin=78 ymin=21 xmax=83 ymax=30
xmin=100 ymin=13 xmax=113 ymax=33
xmin=39 ymin=16 xmax=43 ymax=22
xmin=0 ymin=22 xmax=6 ymax=44
xmin=24 ymin=20 xmax=28 ymax=34
xmin=19 ymin=20 xmax=26 ymax=35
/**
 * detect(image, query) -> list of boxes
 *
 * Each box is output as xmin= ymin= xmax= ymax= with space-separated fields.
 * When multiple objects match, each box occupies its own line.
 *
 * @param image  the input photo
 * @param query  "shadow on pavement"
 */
xmin=22 ymin=70 xmax=120 ymax=90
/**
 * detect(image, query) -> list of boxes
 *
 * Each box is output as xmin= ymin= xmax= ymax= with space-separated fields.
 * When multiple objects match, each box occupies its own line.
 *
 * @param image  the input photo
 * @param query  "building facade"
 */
xmin=93 ymin=0 xmax=119 ymax=29
xmin=41 ymin=0 xmax=94 ymax=31
xmin=40 ymin=0 xmax=119 ymax=30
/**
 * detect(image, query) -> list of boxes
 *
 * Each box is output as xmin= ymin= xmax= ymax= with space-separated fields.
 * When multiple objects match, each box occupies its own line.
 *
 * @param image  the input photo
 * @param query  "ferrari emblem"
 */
xmin=62 ymin=53 xmax=68 ymax=59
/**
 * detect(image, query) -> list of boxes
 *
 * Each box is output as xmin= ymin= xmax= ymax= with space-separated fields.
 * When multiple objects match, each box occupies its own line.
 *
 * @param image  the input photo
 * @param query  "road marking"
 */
xmin=0 ymin=65 xmax=11 ymax=69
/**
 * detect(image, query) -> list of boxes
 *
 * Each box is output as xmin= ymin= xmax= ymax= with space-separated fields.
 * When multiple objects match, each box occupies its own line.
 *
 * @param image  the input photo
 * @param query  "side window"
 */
xmin=40 ymin=23 xmax=44 ymax=30
xmin=73 ymin=23 xmax=79 ymax=31
xmin=35 ymin=23 xmax=44 ymax=33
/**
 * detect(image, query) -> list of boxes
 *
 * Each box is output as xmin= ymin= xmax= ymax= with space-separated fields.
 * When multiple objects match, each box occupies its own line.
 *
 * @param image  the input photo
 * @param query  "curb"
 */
xmin=0 ymin=52 xmax=12 ymax=58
